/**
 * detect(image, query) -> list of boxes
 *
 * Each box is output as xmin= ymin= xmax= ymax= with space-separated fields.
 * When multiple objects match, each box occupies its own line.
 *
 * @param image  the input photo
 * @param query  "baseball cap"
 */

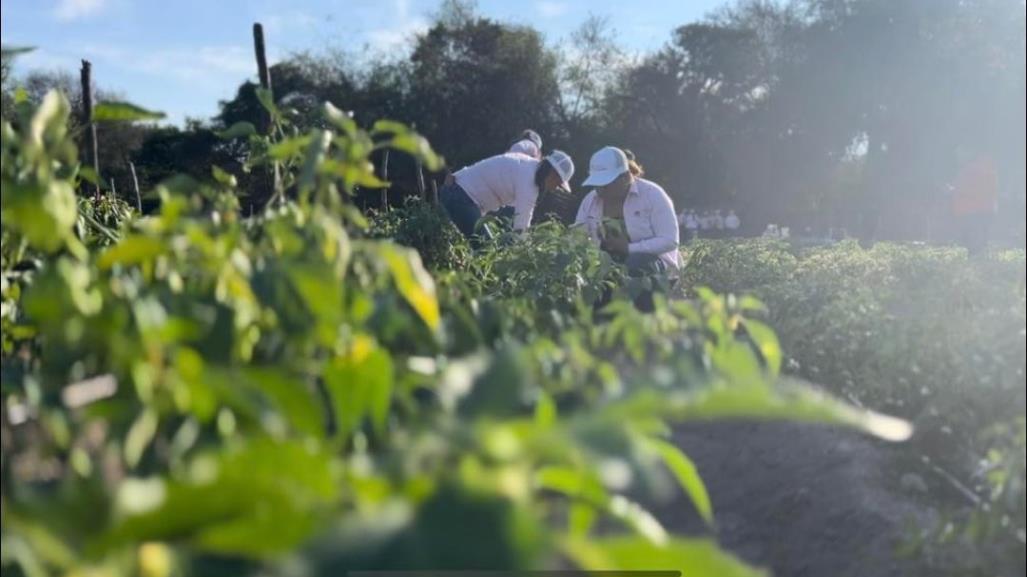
xmin=582 ymin=146 xmax=629 ymax=187
xmin=545 ymin=150 xmax=575 ymax=186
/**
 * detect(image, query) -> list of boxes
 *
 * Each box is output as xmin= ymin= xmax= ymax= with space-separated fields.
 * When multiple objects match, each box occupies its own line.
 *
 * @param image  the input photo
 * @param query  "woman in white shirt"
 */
xmin=574 ymin=146 xmax=679 ymax=273
xmin=440 ymin=150 xmax=574 ymax=239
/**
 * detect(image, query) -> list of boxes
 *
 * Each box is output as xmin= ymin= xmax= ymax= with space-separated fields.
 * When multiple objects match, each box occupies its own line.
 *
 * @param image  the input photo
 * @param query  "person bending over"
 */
xmin=439 ymin=150 xmax=574 ymax=239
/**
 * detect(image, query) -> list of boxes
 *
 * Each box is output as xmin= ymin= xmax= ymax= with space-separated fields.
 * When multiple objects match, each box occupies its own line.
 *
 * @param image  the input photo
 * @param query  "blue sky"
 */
xmin=2 ymin=0 xmax=724 ymax=125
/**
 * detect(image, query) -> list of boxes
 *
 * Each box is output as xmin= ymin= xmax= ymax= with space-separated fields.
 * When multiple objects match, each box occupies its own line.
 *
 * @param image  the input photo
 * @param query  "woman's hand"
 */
xmin=602 ymin=234 xmax=629 ymax=256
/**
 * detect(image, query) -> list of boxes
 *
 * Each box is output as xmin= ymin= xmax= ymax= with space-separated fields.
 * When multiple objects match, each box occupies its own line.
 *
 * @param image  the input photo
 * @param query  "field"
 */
xmin=2 ymin=89 xmax=1024 ymax=577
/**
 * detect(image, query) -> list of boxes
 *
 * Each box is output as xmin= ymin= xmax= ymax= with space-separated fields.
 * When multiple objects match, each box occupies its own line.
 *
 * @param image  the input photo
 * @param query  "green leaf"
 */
xmin=216 ymin=121 xmax=256 ymax=140
xmin=93 ymin=101 xmax=166 ymax=122
xmin=385 ymin=133 xmax=443 ymax=171
xmin=645 ymin=438 xmax=714 ymax=527
xmin=268 ymin=134 xmax=313 ymax=160
xmin=742 ymin=319 xmax=781 ymax=376
xmin=323 ymin=336 xmax=394 ymax=438
xmin=298 ymin=130 xmax=331 ymax=196
xmin=77 ymin=166 xmax=108 ymax=189
xmin=378 ymin=243 xmax=440 ymax=331
xmin=242 ymin=369 xmax=324 ymax=437
xmin=669 ymin=378 xmax=913 ymax=442
xmin=124 ymin=409 xmax=159 ymax=468
xmin=255 ymin=87 xmax=279 ymax=121
xmin=1 ymin=45 xmax=36 ymax=58
xmin=97 ymin=235 xmax=165 ymax=270
xmin=103 ymin=440 xmax=340 ymax=558
xmin=563 ymin=536 xmax=767 ymax=577
xmin=211 ymin=165 xmax=237 ymax=187
xmin=324 ymin=102 xmax=356 ymax=135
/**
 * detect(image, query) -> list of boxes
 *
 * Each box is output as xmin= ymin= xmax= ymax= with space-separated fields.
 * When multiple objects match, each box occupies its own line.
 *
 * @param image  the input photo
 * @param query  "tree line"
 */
xmin=3 ymin=0 xmax=1024 ymax=242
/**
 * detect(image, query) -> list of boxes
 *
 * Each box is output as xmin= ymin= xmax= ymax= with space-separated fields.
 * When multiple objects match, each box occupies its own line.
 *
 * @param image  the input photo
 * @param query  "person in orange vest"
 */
xmin=950 ymin=152 xmax=998 ymax=254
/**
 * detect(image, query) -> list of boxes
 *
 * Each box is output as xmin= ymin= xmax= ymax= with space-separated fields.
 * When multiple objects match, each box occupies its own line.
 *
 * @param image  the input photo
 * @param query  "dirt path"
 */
xmin=659 ymin=421 xmax=935 ymax=577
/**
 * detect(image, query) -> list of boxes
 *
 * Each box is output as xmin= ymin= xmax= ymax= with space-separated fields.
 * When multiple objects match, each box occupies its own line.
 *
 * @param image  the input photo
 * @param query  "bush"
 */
xmin=2 ymin=92 xmax=904 ymax=577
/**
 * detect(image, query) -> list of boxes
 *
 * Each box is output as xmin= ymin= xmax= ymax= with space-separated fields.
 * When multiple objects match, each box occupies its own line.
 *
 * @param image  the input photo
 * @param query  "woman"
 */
xmin=574 ymin=146 xmax=679 ymax=273
xmin=439 ymin=149 xmax=574 ymax=238
xmin=507 ymin=129 xmax=543 ymax=159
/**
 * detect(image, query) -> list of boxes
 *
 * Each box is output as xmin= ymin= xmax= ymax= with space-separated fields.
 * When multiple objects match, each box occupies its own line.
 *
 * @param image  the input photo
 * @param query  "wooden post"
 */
xmin=129 ymin=161 xmax=142 ymax=212
xmin=80 ymin=60 xmax=100 ymax=198
xmin=416 ymin=160 xmax=426 ymax=203
xmin=253 ymin=23 xmax=272 ymax=95
xmin=252 ymin=23 xmax=281 ymax=204
xmin=380 ymin=149 xmax=390 ymax=211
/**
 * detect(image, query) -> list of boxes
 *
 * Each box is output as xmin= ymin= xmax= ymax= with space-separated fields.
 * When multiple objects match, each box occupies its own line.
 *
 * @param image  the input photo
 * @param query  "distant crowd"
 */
xmin=677 ymin=209 xmax=742 ymax=240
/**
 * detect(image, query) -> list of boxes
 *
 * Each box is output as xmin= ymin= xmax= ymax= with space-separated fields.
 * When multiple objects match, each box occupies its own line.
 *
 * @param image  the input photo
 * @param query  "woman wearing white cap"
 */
xmin=439 ymin=149 xmax=575 ymax=239
xmin=574 ymin=146 xmax=680 ymax=273
xmin=507 ymin=129 xmax=543 ymax=159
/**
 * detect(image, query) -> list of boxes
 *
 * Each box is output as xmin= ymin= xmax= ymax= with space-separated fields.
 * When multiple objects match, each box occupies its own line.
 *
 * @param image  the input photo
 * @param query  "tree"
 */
xmin=406 ymin=9 xmax=563 ymax=170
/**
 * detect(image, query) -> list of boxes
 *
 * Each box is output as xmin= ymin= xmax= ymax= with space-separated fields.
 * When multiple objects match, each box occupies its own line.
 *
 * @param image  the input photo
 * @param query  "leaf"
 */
xmin=378 ymin=243 xmax=440 ymax=331
xmin=268 ymin=134 xmax=313 ymax=160
xmin=742 ymin=319 xmax=782 ymax=376
xmin=669 ymin=378 xmax=913 ymax=442
xmin=1 ymin=45 xmax=36 ymax=58
xmin=97 ymin=235 xmax=165 ymax=270
xmin=563 ymin=536 xmax=767 ymax=577
xmin=124 ymin=409 xmax=159 ymax=468
xmin=297 ymin=130 xmax=331 ymax=195
xmin=323 ymin=102 xmax=356 ymax=135
xmin=103 ymin=440 xmax=340 ymax=558
xmin=645 ymin=438 xmax=714 ymax=527
xmin=255 ymin=87 xmax=279 ymax=121
xmin=323 ymin=336 xmax=394 ymax=438
xmin=77 ymin=165 xmax=108 ymax=189
xmin=385 ymin=133 xmax=443 ymax=171
xmin=210 ymin=165 xmax=237 ymax=187
xmin=242 ymin=369 xmax=324 ymax=437
xmin=93 ymin=101 xmax=166 ymax=122
xmin=216 ymin=121 xmax=256 ymax=140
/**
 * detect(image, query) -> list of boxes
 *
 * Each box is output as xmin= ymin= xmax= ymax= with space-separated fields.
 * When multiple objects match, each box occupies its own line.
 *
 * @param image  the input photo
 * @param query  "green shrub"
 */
xmin=2 ymin=92 xmax=904 ymax=577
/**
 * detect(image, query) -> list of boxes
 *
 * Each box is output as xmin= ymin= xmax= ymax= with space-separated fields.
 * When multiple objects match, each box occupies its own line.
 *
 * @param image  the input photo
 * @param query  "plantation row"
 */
xmin=2 ymin=88 xmax=1023 ymax=577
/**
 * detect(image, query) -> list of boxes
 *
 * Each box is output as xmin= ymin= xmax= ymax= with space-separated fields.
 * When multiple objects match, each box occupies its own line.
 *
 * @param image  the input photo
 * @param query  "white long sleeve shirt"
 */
xmin=574 ymin=178 xmax=680 ymax=270
xmin=454 ymin=153 xmax=541 ymax=231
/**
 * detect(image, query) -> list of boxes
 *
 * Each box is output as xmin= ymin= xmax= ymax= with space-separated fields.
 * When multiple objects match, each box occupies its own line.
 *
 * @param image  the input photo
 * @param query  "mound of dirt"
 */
xmin=660 ymin=421 xmax=936 ymax=577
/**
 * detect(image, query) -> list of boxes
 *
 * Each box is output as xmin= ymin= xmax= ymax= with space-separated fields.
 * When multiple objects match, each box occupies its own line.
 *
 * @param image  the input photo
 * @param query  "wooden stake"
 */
xmin=380 ymin=149 xmax=390 ymax=211
xmin=80 ymin=60 xmax=100 ymax=198
xmin=252 ymin=22 xmax=281 ymax=203
xmin=253 ymin=23 xmax=272 ymax=95
xmin=129 ymin=161 xmax=142 ymax=212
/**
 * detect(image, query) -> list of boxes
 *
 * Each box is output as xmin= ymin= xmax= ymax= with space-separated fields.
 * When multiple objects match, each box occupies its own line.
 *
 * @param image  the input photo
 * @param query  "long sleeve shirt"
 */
xmin=454 ymin=153 xmax=541 ymax=231
xmin=574 ymin=177 xmax=680 ymax=270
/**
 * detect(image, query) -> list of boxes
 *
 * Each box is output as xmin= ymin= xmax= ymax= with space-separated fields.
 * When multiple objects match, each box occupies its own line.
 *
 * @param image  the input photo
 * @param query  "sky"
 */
xmin=1 ymin=0 xmax=725 ymax=125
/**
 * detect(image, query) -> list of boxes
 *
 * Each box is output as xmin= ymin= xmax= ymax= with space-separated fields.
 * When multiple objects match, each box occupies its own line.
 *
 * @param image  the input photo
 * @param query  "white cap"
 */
xmin=522 ymin=129 xmax=542 ymax=149
xmin=509 ymin=139 xmax=541 ymax=159
xmin=582 ymin=146 xmax=629 ymax=187
xmin=545 ymin=150 xmax=575 ymax=186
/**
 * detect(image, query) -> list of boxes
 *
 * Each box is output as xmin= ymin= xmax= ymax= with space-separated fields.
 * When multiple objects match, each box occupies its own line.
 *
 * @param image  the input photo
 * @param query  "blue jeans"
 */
xmin=439 ymin=182 xmax=482 ymax=239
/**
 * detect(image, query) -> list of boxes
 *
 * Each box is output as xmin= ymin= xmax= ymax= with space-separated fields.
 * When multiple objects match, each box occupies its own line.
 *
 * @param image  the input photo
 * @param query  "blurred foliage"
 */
xmin=1 ymin=92 xmax=911 ymax=577
xmin=681 ymin=237 xmax=1027 ymax=576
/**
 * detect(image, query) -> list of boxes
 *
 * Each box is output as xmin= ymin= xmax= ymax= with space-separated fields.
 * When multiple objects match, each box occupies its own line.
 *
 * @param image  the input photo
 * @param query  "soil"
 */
xmin=658 ymin=421 xmax=938 ymax=577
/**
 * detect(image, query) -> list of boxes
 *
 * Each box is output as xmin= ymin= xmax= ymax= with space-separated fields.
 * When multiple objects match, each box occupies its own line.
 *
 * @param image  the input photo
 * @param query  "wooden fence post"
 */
xmin=380 ymin=149 xmax=390 ymax=211
xmin=129 ymin=161 xmax=142 ymax=212
xmin=80 ymin=60 xmax=100 ymax=198
xmin=252 ymin=22 xmax=281 ymax=202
